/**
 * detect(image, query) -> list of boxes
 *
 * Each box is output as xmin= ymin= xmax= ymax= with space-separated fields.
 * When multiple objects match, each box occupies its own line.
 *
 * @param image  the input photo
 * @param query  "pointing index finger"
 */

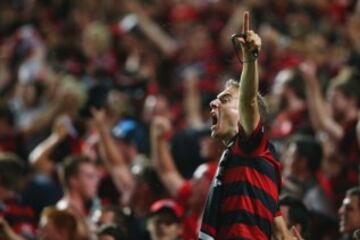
xmin=243 ymin=11 xmax=250 ymax=34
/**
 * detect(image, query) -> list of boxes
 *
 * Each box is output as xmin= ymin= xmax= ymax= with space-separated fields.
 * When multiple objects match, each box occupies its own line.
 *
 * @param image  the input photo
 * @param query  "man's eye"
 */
xmin=221 ymin=97 xmax=230 ymax=103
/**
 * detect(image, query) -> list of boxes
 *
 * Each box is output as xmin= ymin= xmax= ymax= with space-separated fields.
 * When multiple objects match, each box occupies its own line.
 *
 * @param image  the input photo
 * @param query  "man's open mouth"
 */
xmin=211 ymin=113 xmax=218 ymax=126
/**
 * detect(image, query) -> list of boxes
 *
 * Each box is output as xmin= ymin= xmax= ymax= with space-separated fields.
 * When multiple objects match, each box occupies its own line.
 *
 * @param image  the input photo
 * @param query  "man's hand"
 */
xmin=299 ymin=60 xmax=317 ymax=83
xmin=91 ymin=108 xmax=108 ymax=130
xmin=235 ymin=12 xmax=262 ymax=62
xmin=150 ymin=116 xmax=171 ymax=138
xmin=52 ymin=115 xmax=73 ymax=139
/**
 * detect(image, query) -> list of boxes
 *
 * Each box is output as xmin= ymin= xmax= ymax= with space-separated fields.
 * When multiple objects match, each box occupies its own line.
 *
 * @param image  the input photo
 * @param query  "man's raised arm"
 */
xmin=237 ymin=12 xmax=262 ymax=136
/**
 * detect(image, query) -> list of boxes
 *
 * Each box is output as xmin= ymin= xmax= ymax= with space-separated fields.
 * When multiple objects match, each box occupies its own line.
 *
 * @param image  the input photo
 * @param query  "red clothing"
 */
xmin=176 ymin=181 xmax=200 ymax=240
xmin=176 ymin=161 xmax=218 ymax=240
xmin=0 ymin=196 xmax=36 ymax=240
xmin=199 ymin=123 xmax=282 ymax=240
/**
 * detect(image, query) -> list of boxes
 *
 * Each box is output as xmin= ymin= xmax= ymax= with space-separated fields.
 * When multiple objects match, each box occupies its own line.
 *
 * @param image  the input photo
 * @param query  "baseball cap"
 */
xmin=150 ymin=199 xmax=184 ymax=219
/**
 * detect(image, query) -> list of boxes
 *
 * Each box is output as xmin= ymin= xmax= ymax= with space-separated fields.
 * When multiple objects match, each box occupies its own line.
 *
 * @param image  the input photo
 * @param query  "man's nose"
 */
xmin=210 ymin=99 xmax=219 ymax=109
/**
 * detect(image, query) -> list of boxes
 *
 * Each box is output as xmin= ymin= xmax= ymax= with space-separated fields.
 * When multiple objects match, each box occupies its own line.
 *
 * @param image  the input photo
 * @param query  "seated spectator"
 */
xmin=38 ymin=207 xmax=82 ymax=240
xmin=338 ymin=186 xmax=360 ymax=240
xmin=0 ymin=153 xmax=35 ymax=239
xmin=147 ymin=199 xmax=184 ymax=240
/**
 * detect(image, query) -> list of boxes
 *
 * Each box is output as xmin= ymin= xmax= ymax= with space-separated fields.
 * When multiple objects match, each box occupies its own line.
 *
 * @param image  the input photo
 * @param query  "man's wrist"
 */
xmin=242 ymin=57 xmax=257 ymax=63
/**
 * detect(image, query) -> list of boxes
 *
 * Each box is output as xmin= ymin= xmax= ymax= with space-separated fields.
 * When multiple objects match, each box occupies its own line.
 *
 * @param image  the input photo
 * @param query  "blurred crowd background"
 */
xmin=0 ymin=0 xmax=359 ymax=239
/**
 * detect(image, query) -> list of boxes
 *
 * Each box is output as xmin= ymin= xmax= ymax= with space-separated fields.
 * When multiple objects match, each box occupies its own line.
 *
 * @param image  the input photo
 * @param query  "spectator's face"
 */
xmin=20 ymin=83 xmax=38 ymax=108
xmin=339 ymin=195 xmax=360 ymax=234
xmin=147 ymin=212 xmax=182 ymax=240
xmin=74 ymin=162 xmax=99 ymax=200
xmin=209 ymin=86 xmax=239 ymax=141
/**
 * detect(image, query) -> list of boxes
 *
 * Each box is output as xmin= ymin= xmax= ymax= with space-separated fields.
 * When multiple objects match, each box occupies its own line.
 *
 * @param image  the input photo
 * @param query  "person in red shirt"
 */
xmin=197 ymin=12 xmax=295 ymax=240
xmin=147 ymin=199 xmax=185 ymax=240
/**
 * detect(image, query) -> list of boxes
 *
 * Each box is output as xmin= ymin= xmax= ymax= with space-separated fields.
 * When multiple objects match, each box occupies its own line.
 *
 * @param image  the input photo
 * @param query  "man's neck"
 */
xmin=222 ymin=130 xmax=238 ymax=146
xmin=63 ymin=191 xmax=87 ymax=216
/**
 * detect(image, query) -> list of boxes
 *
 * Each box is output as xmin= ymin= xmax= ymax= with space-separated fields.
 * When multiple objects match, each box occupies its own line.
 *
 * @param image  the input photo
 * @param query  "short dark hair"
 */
xmin=60 ymin=155 xmax=93 ymax=187
xmin=288 ymin=135 xmax=323 ymax=173
xmin=97 ymin=224 xmax=127 ymax=240
xmin=0 ymin=153 xmax=28 ymax=190
xmin=280 ymin=195 xmax=310 ymax=238
xmin=100 ymin=205 xmax=130 ymax=231
xmin=131 ymin=163 xmax=166 ymax=196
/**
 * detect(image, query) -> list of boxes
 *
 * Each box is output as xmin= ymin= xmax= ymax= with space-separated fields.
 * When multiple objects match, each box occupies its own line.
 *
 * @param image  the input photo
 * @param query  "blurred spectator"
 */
xmin=97 ymin=224 xmax=127 ymax=240
xmin=56 ymin=155 xmax=100 ymax=239
xmin=38 ymin=207 xmax=83 ymax=240
xmin=301 ymin=64 xmax=360 ymax=207
xmin=338 ymin=186 xmax=360 ymax=240
xmin=92 ymin=107 xmax=166 ymax=239
xmin=282 ymin=134 xmax=336 ymax=218
xmin=269 ymin=68 xmax=309 ymax=140
xmin=93 ymin=205 xmax=130 ymax=238
xmin=147 ymin=199 xmax=184 ymax=240
xmin=150 ymin=116 xmax=221 ymax=239
xmin=280 ymin=195 xmax=311 ymax=239
xmin=0 ymin=153 xmax=34 ymax=239
xmin=354 ymin=229 xmax=360 ymax=240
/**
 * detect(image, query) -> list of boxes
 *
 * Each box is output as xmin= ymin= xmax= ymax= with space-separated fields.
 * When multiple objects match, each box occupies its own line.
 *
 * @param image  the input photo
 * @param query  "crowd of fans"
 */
xmin=0 ymin=0 xmax=359 ymax=239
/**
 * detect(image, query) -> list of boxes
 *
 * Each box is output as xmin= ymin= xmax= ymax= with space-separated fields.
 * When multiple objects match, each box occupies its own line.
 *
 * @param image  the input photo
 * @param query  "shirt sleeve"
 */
xmin=236 ymin=121 xmax=268 ymax=156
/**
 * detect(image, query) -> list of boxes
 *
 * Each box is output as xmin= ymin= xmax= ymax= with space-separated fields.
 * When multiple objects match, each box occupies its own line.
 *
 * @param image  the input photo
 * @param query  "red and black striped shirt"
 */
xmin=199 ymin=123 xmax=282 ymax=240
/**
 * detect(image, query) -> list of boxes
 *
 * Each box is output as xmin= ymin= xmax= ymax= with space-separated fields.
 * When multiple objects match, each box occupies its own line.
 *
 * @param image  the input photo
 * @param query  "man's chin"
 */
xmin=211 ymin=130 xmax=223 ymax=141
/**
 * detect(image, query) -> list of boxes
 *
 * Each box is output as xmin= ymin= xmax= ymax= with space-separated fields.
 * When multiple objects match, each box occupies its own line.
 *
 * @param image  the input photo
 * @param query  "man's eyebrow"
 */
xmin=217 ymin=93 xmax=232 ymax=99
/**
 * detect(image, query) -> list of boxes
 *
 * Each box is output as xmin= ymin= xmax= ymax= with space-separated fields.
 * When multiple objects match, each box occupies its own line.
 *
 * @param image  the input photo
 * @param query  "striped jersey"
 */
xmin=199 ymin=123 xmax=282 ymax=240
